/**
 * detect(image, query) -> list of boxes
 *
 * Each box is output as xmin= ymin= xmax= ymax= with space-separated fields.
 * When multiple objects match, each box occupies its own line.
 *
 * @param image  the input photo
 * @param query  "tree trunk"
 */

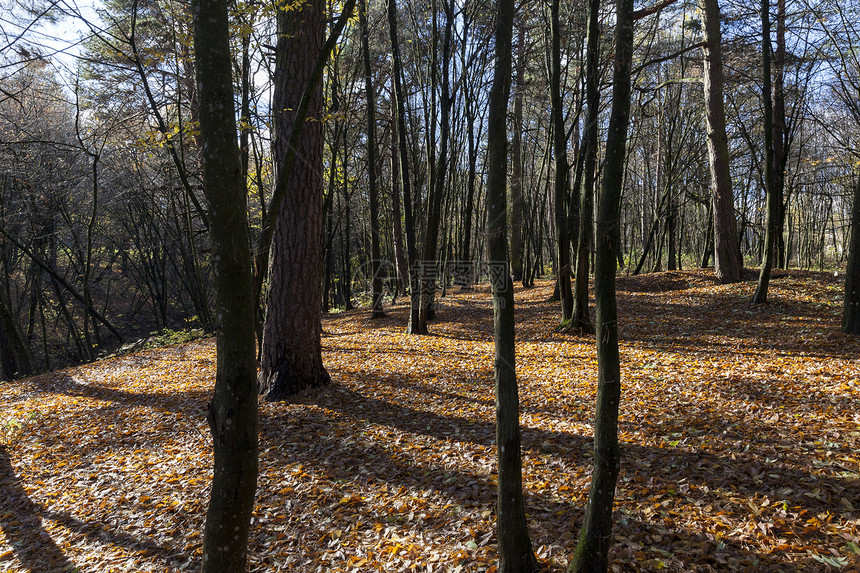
xmin=571 ymin=0 xmax=599 ymax=334
xmin=551 ymin=0 xmax=573 ymax=325
xmin=487 ymin=0 xmax=540 ymax=570
xmin=419 ymin=0 xmax=453 ymax=330
xmin=191 ymin=0 xmax=258 ymax=567
xmin=843 ymin=176 xmax=860 ymax=334
xmin=390 ymin=116 xmax=410 ymax=299
xmin=360 ymin=0 xmax=385 ymax=318
xmin=387 ymin=0 xmax=424 ymax=334
xmin=0 ymin=298 xmax=32 ymax=379
xmin=259 ymin=0 xmax=330 ymax=400
xmin=752 ymin=0 xmax=776 ymax=304
xmin=570 ymin=0 xmax=633 ymax=565
xmin=510 ymin=20 xmax=526 ymax=282
xmin=700 ymin=0 xmax=742 ymax=284
xmin=772 ymin=0 xmax=788 ymax=270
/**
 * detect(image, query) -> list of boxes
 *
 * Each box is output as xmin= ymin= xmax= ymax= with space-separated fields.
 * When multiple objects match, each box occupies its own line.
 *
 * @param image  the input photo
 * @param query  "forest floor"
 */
xmin=1 ymin=269 xmax=859 ymax=572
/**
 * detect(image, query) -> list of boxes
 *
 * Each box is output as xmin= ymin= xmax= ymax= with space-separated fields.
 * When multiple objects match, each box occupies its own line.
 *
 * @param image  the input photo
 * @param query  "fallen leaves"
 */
xmin=1 ymin=268 xmax=859 ymax=571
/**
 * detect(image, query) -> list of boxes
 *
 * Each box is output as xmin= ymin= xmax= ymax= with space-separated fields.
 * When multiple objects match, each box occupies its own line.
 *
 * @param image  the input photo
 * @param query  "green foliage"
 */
xmin=113 ymin=327 xmax=209 ymax=357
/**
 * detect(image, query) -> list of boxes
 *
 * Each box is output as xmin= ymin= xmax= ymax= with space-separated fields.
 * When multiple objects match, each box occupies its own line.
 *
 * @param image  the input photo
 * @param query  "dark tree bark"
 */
xmin=570 ymin=0 xmax=633 ymax=567
xmin=700 ymin=0 xmax=742 ymax=283
xmin=390 ymin=115 xmax=409 ymax=298
xmin=752 ymin=0 xmax=777 ymax=304
xmin=843 ymin=176 xmax=860 ymax=334
xmin=487 ymin=0 xmax=540 ymax=571
xmin=360 ymin=0 xmax=385 ymax=318
xmin=772 ymin=0 xmax=788 ymax=269
xmin=419 ymin=0 xmax=454 ymax=330
xmin=0 ymin=298 xmax=32 ymax=379
xmin=510 ymin=20 xmax=526 ymax=282
xmin=550 ymin=0 xmax=573 ymax=325
xmin=387 ymin=0 xmax=424 ymax=334
xmin=191 ymin=0 xmax=258 ymax=567
xmin=259 ymin=0 xmax=331 ymax=400
xmin=571 ymin=0 xmax=600 ymax=335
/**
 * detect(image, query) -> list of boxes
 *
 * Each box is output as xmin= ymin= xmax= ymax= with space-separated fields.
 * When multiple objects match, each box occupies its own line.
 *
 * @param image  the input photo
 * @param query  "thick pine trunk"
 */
xmin=570 ymin=0 xmax=633 ymax=567
xmin=191 ymin=0 xmax=258 ymax=568
xmin=701 ymin=0 xmax=742 ymax=284
xmin=259 ymin=0 xmax=330 ymax=400
xmin=487 ymin=0 xmax=539 ymax=570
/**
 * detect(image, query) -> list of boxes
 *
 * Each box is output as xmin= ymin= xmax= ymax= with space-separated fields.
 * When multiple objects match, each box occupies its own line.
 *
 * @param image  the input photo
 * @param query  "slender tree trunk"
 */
xmin=772 ymin=0 xmax=788 ymax=269
xmin=752 ymin=0 xmax=777 ymax=304
xmin=510 ymin=20 xmax=526 ymax=281
xmin=667 ymin=195 xmax=678 ymax=270
xmin=388 ymin=0 xmax=424 ymax=334
xmin=360 ymin=0 xmax=385 ymax=318
xmin=571 ymin=0 xmax=599 ymax=334
xmin=701 ymin=201 xmax=714 ymax=268
xmin=487 ymin=0 xmax=539 ymax=570
xmin=259 ymin=0 xmax=330 ymax=399
xmin=551 ymin=0 xmax=573 ymax=325
xmin=419 ymin=0 xmax=453 ymax=329
xmin=390 ymin=115 xmax=409 ymax=298
xmin=191 ymin=0 xmax=258 ymax=567
xmin=843 ymin=176 xmax=860 ymax=334
xmin=570 ymin=0 xmax=633 ymax=565
xmin=341 ymin=127 xmax=354 ymax=311
xmin=460 ymin=73 xmax=481 ymax=289
xmin=700 ymin=0 xmax=742 ymax=283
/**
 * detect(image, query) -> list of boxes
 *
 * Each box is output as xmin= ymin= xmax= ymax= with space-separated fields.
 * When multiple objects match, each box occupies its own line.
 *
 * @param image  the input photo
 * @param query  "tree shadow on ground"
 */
xmin=0 ymin=445 xmax=77 ymax=572
xmin=254 ymin=373 xmax=860 ymax=570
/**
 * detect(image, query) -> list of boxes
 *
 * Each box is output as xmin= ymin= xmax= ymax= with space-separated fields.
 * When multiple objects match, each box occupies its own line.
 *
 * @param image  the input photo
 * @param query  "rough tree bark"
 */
xmin=191 ymin=0 xmax=258 ymax=568
xmin=700 ymin=0 xmax=742 ymax=283
xmin=487 ymin=0 xmax=540 ymax=570
xmin=259 ymin=0 xmax=330 ymax=400
xmin=570 ymin=0 xmax=633 ymax=566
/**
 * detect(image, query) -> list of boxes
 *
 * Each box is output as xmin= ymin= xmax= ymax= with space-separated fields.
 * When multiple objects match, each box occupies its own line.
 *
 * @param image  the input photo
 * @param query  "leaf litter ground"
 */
xmin=1 ymin=269 xmax=859 ymax=572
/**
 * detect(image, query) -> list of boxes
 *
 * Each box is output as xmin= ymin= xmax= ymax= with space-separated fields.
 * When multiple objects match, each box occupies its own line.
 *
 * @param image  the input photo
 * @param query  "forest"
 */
xmin=0 ymin=0 xmax=859 ymax=570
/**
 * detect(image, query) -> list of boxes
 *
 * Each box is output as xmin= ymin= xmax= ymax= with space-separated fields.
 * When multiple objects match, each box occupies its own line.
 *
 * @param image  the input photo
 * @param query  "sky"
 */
xmin=1 ymin=0 xmax=105 ymax=90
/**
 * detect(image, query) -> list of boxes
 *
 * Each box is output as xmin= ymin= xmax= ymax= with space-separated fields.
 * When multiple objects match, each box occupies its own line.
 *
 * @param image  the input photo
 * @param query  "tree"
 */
xmin=387 ymin=0 xmax=423 ymax=334
xmin=550 ymin=0 xmax=573 ymax=326
xmin=191 ymin=0 xmax=258 ymax=567
xmin=752 ymin=0 xmax=777 ymax=303
xmin=844 ymin=176 xmax=860 ymax=333
xmin=486 ymin=0 xmax=540 ymax=570
xmin=700 ymin=0 xmax=743 ymax=283
xmin=571 ymin=0 xmax=633 ymax=566
xmin=570 ymin=0 xmax=599 ymax=335
xmin=259 ymin=0 xmax=331 ymax=399
xmin=360 ymin=0 xmax=385 ymax=319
